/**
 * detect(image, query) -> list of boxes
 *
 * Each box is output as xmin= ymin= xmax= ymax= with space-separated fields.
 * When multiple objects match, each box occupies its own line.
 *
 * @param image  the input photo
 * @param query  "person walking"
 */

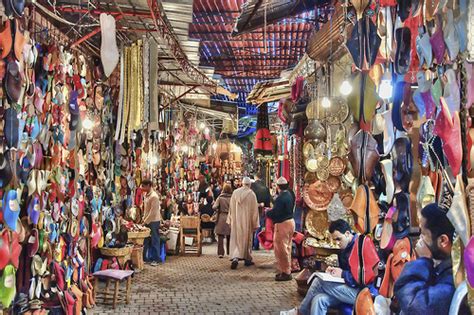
xmin=227 ymin=177 xmax=260 ymax=269
xmin=266 ymin=177 xmax=295 ymax=281
xmin=141 ymin=179 xmax=162 ymax=266
xmin=251 ymin=172 xmax=272 ymax=250
xmin=213 ymin=184 xmax=233 ymax=258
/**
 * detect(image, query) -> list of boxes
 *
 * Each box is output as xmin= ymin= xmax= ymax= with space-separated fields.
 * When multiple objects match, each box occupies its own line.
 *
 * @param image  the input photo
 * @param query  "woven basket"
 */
xmin=128 ymin=230 xmax=151 ymax=245
xmin=131 ymin=246 xmax=144 ymax=270
xmin=99 ymin=246 xmax=133 ymax=257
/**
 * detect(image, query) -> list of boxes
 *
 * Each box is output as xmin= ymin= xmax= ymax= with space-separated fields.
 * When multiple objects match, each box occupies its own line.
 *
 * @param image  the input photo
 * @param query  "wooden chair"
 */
xmin=179 ymin=216 xmax=202 ymax=256
xmin=93 ymin=269 xmax=134 ymax=309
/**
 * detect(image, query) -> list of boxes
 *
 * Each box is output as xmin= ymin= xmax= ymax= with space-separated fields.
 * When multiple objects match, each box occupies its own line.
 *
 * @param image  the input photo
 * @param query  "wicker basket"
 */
xmin=131 ymin=246 xmax=144 ymax=270
xmin=128 ymin=230 xmax=151 ymax=245
xmin=99 ymin=246 xmax=133 ymax=257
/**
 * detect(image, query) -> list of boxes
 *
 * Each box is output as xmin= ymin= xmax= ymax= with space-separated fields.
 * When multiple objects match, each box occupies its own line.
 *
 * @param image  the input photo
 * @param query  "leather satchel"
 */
xmin=349 ymin=129 xmax=380 ymax=183
xmin=349 ymin=234 xmax=380 ymax=286
xmin=379 ymin=237 xmax=414 ymax=298
xmin=349 ymin=184 xmax=380 ymax=234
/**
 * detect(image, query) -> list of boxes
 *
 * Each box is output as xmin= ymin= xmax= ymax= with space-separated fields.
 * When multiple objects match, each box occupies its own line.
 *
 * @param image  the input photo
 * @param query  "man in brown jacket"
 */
xmin=142 ymin=179 xmax=162 ymax=266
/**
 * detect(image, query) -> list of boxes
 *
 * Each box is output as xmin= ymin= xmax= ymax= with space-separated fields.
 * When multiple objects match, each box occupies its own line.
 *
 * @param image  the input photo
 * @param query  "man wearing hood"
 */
xmin=227 ymin=177 xmax=260 ymax=269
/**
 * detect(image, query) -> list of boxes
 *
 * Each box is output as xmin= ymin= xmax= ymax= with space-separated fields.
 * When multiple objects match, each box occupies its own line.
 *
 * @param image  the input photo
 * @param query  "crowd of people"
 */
xmin=138 ymin=174 xmax=470 ymax=315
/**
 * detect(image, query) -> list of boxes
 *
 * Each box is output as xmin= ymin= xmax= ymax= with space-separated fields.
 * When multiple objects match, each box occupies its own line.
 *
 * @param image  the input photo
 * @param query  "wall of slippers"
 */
xmin=0 ymin=3 xmax=163 ymax=313
xmin=279 ymin=0 xmax=474 ymax=303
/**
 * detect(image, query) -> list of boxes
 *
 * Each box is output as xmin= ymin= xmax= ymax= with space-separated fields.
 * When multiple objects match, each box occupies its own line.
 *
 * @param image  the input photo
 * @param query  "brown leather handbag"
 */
xmin=349 ymin=129 xmax=380 ymax=183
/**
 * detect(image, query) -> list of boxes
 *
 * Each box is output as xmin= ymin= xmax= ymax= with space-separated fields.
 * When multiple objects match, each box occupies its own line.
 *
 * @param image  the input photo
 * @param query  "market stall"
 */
xmin=267 ymin=0 xmax=474 ymax=312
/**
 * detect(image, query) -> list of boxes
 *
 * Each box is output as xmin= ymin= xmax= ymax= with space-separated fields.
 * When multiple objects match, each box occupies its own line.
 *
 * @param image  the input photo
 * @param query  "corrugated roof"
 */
xmin=190 ymin=0 xmax=317 ymax=111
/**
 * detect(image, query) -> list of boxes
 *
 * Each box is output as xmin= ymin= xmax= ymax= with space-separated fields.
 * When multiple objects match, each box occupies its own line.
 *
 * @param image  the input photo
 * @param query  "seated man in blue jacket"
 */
xmin=393 ymin=203 xmax=455 ymax=315
xmin=297 ymin=219 xmax=361 ymax=315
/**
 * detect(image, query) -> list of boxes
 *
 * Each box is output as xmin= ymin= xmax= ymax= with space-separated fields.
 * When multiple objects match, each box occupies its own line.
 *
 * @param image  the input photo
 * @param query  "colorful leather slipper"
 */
xmin=27 ymin=195 xmax=41 ymax=225
xmin=443 ymin=68 xmax=460 ymax=114
xmin=2 ymin=190 xmax=20 ymax=230
xmin=394 ymin=26 xmax=411 ymax=75
xmin=443 ymin=9 xmax=460 ymax=61
xmin=0 ymin=265 xmax=16 ymax=308
xmin=27 ymin=228 xmax=39 ymax=257
xmin=0 ymin=20 xmax=12 ymax=59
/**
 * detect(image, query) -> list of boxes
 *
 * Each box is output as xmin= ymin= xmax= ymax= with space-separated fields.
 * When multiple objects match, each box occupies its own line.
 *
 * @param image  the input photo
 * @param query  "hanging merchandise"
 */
xmin=254 ymin=103 xmax=273 ymax=156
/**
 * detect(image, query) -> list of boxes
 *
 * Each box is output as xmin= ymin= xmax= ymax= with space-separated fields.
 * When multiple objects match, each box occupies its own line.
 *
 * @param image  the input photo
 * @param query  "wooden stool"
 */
xmin=92 ymin=269 xmax=134 ymax=309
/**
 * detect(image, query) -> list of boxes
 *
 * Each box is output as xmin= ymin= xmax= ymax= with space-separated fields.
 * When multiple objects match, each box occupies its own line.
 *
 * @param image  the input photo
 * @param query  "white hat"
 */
xmin=276 ymin=177 xmax=288 ymax=185
xmin=242 ymin=177 xmax=252 ymax=185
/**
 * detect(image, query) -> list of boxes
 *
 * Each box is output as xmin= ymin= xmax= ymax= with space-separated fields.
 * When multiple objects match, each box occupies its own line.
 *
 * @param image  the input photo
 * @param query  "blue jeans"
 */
xmin=299 ymin=278 xmax=359 ymax=315
xmin=144 ymin=221 xmax=161 ymax=262
xmin=253 ymin=214 xmax=265 ymax=250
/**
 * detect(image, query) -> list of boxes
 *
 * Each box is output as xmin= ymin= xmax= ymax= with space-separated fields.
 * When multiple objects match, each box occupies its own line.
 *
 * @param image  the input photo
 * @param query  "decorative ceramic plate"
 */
xmin=303 ymin=181 xmax=334 ymax=211
xmin=326 ymin=97 xmax=350 ymax=125
xmin=328 ymin=156 xmax=346 ymax=176
xmin=306 ymin=210 xmax=329 ymax=239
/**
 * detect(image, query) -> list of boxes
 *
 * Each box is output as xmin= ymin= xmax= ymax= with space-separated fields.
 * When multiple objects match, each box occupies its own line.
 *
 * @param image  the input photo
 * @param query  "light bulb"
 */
xmin=199 ymin=122 xmax=206 ymax=130
xmin=378 ymin=73 xmax=393 ymax=99
xmin=321 ymin=97 xmax=331 ymax=109
xmin=150 ymin=155 xmax=159 ymax=165
xmin=339 ymin=80 xmax=353 ymax=96
xmin=82 ymin=118 xmax=94 ymax=130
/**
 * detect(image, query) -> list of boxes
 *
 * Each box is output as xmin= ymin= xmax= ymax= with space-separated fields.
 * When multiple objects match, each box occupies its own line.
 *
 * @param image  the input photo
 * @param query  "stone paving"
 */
xmin=92 ymin=244 xmax=301 ymax=315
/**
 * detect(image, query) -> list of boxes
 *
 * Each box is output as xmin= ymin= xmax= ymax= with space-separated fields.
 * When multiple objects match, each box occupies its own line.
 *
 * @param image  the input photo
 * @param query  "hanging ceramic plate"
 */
xmin=317 ymin=166 xmax=330 ymax=181
xmin=329 ymin=157 xmax=346 ymax=176
xmin=326 ymin=97 xmax=350 ymax=125
xmin=327 ymin=176 xmax=342 ymax=193
xmin=306 ymin=210 xmax=329 ymax=239
xmin=303 ymin=181 xmax=334 ymax=211
xmin=303 ymin=142 xmax=314 ymax=158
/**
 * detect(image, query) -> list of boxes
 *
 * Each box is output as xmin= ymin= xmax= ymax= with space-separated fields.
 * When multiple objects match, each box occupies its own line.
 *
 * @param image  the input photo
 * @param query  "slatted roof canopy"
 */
xmin=190 ymin=0 xmax=320 ymax=113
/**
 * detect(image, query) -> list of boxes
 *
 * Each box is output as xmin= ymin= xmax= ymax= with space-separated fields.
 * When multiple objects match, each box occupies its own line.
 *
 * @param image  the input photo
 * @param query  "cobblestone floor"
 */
xmin=92 ymin=244 xmax=301 ymax=314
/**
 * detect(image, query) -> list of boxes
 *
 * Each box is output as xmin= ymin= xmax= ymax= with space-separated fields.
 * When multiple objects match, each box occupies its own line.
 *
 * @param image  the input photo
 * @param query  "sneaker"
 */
xmin=275 ymin=273 xmax=293 ymax=281
xmin=280 ymin=308 xmax=298 ymax=315
xmin=231 ymin=259 xmax=238 ymax=270
xmin=244 ymin=260 xmax=255 ymax=267
xmin=150 ymin=261 xmax=159 ymax=267
xmin=218 ymin=255 xmax=224 ymax=259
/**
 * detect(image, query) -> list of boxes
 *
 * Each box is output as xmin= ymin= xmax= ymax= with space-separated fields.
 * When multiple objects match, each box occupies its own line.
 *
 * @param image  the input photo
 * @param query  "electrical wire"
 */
xmin=34 ymin=2 xmax=99 ymax=27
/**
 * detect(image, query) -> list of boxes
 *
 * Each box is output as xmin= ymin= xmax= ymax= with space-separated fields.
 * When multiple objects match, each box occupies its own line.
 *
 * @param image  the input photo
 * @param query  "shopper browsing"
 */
xmin=393 ymin=203 xmax=455 ymax=315
xmin=266 ymin=177 xmax=295 ymax=281
xmin=227 ymin=177 xmax=260 ymax=269
xmin=141 ymin=179 xmax=162 ymax=266
xmin=212 ymin=184 xmax=233 ymax=258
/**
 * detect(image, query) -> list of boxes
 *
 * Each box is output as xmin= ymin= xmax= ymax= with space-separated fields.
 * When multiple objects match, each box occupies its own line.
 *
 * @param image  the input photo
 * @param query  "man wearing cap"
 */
xmin=266 ymin=177 xmax=295 ymax=281
xmin=227 ymin=176 xmax=260 ymax=269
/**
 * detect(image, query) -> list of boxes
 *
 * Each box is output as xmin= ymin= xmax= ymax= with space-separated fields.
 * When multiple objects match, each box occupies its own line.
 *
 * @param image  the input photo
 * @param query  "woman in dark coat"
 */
xmin=212 ymin=184 xmax=233 ymax=258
